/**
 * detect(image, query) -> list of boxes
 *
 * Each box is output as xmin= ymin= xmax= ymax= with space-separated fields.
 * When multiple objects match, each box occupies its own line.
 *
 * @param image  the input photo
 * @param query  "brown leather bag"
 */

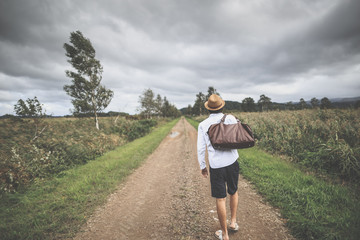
xmin=207 ymin=114 xmax=255 ymax=149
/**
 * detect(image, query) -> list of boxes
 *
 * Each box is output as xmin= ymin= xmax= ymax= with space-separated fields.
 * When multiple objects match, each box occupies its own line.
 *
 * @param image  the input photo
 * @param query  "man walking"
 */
xmin=197 ymin=94 xmax=240 ymax=240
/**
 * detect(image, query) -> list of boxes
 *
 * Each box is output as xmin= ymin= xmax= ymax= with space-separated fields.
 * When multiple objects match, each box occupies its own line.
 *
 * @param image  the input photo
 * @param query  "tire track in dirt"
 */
xmin=74 ymin=117 xmax=295 ymax=239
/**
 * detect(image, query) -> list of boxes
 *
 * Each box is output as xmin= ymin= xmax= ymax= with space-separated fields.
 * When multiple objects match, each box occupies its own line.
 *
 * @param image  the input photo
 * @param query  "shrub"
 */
xmin=127 ymin=119 xmax=157 ymax=141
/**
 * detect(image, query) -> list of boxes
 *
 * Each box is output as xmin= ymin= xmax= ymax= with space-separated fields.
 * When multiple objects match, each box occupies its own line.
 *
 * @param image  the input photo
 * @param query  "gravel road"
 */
xmin=74 ymin=118 xmax=294 ymax=239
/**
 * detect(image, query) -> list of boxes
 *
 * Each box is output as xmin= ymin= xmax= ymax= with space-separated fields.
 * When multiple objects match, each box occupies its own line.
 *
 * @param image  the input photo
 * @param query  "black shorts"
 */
xmin=210 ymin=160 xmax=239 ymax=199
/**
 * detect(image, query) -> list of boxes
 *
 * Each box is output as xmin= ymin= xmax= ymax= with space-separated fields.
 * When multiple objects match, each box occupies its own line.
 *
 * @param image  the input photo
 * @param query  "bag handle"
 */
xmin=221 ymin=114 xmax=240 ymax=123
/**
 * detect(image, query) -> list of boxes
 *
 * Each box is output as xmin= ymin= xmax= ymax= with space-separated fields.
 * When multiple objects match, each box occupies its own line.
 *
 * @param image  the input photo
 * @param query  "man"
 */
xmin=197 ymin=94 xmax=239 ymax=240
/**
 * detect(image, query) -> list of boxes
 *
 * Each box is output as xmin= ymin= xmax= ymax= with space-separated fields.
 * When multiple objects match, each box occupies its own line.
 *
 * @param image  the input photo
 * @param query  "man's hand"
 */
xmin=201 ymin=167 xmax=208 ymax=178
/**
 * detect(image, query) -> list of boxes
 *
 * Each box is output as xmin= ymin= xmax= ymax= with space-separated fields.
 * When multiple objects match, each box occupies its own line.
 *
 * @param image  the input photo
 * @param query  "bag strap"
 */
xmin=221 ymin=114 xmax=240 ymax=123
xmin=220 ymin=114 xmax=227 ymax=123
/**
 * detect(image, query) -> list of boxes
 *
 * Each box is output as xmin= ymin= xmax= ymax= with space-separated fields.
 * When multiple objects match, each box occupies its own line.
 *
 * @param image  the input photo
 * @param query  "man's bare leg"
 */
xmin=229 ymin=191 xmax=238 ymax=228
xmin=216 ymin=198 xmax=229 ymax=240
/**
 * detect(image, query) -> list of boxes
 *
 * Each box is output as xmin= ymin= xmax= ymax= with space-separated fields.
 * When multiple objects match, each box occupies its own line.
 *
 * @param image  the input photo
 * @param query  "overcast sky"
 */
xmin=0 ymin=0 xmax=359 ymax=116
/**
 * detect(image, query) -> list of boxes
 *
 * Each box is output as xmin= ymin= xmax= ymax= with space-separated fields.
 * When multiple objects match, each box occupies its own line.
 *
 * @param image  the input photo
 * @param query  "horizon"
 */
xmin=4 ymin=94 xmax=359 ymax=117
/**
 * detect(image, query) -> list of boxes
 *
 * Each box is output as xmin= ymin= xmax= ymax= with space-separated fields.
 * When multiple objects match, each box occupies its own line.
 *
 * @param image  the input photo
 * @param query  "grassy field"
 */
xmin=0 ymin=118 xmax=179 ymax=240
xmin=0 ymin=116 xmax=161 ymax=192
xmin=238 ymin=147 xmax=360 ymax=240
xmin=186 ymin=116 xmax=360 ymax=240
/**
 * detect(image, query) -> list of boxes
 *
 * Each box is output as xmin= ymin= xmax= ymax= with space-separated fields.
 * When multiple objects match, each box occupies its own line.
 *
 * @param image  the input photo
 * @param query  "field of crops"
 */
xmin=195 ymin=109 xmax=360 ymax=182
xmin=233 ymin=109 xmax=360 ymax=182
xmin=0 ymin=116 xmax=160 ymax=193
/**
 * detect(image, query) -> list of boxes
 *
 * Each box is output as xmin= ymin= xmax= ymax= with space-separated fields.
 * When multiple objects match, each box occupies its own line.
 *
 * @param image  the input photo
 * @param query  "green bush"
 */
xmin=127 ymin=119 xmax=157 ymax=141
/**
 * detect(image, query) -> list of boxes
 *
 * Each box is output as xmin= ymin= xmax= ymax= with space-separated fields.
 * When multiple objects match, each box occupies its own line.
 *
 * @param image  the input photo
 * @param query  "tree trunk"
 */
xmin=114 ymin=115 xmax=120 ymax=124
xmin=91 ymin=95 xmax=100 ymax=130
xmin=95 ymin=111 xmax=99 ymax=130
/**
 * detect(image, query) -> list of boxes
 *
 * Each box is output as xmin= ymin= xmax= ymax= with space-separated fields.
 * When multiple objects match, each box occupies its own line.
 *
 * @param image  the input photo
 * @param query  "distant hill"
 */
xmin=329 ymin=97 xmax=360 ymax=108
xmin=224 ymin=100 xmax=242 ymax=111
xmin=330 ymin=97 xmax=360 ymax=102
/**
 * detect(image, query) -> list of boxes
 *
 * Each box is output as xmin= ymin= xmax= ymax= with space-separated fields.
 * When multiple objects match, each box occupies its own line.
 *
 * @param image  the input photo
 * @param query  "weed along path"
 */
xmin=74 ymin=118 xmax=294 ymax=240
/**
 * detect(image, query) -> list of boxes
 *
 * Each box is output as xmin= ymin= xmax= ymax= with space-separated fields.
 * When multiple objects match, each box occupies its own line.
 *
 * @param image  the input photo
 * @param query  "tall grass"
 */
xmin=0 ymin=118 xmax=179 ymax=240
xmin=0 ymin=116 xmax=160 ymax=192
xmin=233 ymin=109 xmax=360 ymax=182
xmin=238 ymin=147 xmax=360 ymax=240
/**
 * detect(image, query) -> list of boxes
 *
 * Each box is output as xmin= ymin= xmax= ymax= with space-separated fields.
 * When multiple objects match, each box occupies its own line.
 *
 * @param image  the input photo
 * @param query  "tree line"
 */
xmin=182 ymin=86 xmax=358 ymax=116
xmin=137 ymin=88 xmax=181 ymax=119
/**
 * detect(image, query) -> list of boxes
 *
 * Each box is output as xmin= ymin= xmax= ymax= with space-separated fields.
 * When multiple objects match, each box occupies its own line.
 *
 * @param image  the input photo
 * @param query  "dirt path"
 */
xmin=74 ymin=118 xmax=295 ymax=239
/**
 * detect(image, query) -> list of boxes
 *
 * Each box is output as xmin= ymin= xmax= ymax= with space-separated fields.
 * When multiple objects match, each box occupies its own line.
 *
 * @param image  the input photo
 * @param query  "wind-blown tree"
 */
xmin=138 ymin=88 xmax=156 ymax=119
xmin=14 ymin=96 xmax=47 ymax=141
xmin=258 ymin=94 xmax=272 ymax=111
xmin=14 ymin=96 xmax=45 ymax=117
xmin=242 ymin=97 xmax=256 ymax=112
xmin=63 ymin=30 xmax=113 ymax=130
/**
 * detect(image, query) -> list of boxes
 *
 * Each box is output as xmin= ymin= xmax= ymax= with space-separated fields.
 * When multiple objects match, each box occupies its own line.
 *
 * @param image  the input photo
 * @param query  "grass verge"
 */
xmin=186 ymin=117 xmax=360 ymax=240
xmin=238 ymin=148 xmax=360 ymax=240
xmin=185 ymin=117 xmax=199 ymax=130
xmin=0 ymin=118 xmax=179 ymax=240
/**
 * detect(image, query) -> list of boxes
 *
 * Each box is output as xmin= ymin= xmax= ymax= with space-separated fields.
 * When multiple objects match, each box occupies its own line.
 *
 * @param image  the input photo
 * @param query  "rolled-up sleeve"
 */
xmin=197 ymin=124 xmax=207 ymax=170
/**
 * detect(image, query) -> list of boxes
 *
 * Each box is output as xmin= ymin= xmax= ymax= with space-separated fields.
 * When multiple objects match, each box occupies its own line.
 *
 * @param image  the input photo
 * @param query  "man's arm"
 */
xmin=197 ymin=124 xmax=207 ymax=177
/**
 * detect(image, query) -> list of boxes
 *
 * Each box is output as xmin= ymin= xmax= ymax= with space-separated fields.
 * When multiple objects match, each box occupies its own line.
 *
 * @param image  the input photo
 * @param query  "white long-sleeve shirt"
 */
xmin=197 ymin=113 xmax=239 ymax=169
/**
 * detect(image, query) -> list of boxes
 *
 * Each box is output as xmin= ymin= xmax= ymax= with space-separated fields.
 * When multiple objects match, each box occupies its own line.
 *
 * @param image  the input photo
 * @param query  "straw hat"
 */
xmin=204 ymin=94 xmax=225 ymax=111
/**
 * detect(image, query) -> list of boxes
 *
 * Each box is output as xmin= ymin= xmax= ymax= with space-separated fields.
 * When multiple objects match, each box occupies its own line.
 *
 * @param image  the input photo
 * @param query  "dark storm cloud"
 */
xmin=0 ymin=0 xmax=359 ymax=115
xmin=95 ymin=0 xmax=360 ymax=85
xmin=264 ymin=0 xmax=360 ymax=78
xmin=0 ymin=0 xmax=74 ymax=91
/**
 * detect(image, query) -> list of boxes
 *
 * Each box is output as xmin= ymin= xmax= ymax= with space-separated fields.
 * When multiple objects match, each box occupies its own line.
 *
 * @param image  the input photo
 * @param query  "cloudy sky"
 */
xmin=0 ymin=0 xmax=359 ymax=116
